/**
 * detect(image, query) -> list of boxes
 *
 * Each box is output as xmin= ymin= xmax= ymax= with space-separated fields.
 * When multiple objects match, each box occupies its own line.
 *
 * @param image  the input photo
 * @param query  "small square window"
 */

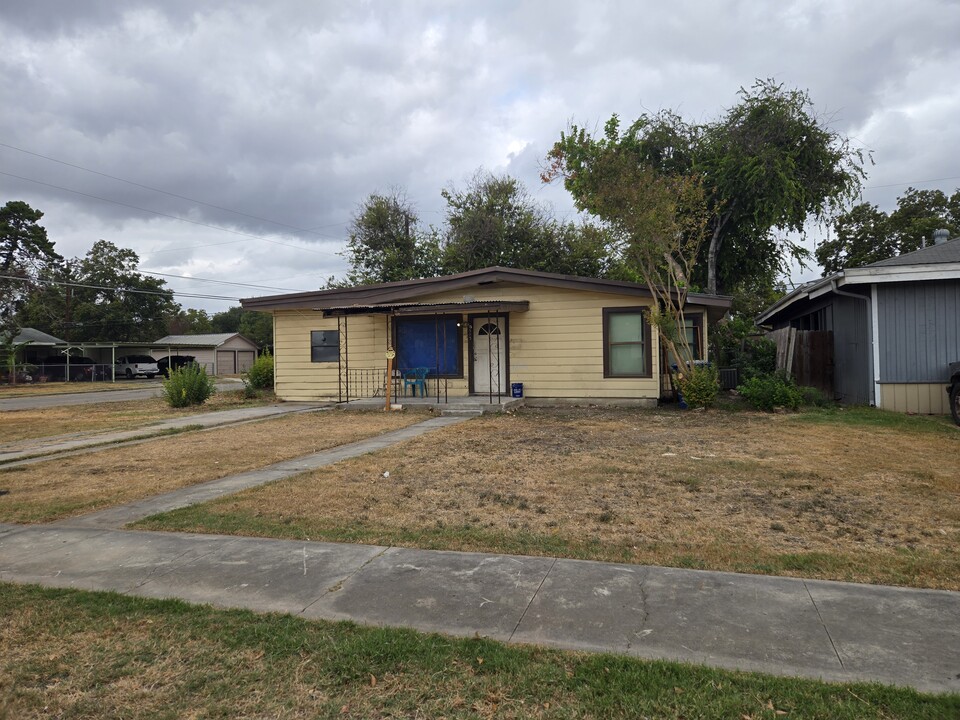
xmin=311 ymin=330 xmax=339 ymax=363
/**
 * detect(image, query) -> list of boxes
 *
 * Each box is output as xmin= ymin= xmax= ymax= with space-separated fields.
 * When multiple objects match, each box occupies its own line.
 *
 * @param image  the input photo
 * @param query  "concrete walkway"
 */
xmin=0 ymin=401 xmax=329 ymax=465
xmin=0 ymin=411 xmax=957 ymax=695
xmin=51 ymin=415 xmax=470 ymax=529
xmin=1 ymin=523 xmax=957 ymax=694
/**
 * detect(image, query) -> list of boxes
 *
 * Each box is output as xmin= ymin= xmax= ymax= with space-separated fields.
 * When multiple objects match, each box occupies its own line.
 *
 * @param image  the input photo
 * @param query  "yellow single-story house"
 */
xmin=242 ymin=267 xmax=731 ymax=405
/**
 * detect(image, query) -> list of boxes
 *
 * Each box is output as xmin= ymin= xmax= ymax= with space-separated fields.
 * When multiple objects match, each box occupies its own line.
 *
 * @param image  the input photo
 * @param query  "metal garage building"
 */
xmin=153 ymin=333 xmax=259 ymax=375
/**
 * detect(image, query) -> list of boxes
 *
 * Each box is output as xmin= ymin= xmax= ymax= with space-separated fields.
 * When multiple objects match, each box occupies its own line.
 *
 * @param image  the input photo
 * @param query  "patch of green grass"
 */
xmin=156 ymin=423 xmax=206 ymax=436
xmin=2 ymin=582 xmax=956 ymax=719
xmin=791 ymin=405 xmax=959 ymax=434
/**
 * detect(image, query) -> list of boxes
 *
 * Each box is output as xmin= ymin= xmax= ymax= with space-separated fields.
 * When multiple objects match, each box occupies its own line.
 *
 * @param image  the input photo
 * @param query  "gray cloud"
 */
xmin=1 ymin=1 xmax=958 ymax=309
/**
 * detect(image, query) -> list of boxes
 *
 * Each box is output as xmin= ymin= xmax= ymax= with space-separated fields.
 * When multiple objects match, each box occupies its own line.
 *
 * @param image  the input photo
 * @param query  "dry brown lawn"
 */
xmin=0 ymin=390 xmax=274 ymax=444
xmin=0 ymin=409 xmax=429 ymax=523
xmin=143 ymin=406 xmax=960 ymax=590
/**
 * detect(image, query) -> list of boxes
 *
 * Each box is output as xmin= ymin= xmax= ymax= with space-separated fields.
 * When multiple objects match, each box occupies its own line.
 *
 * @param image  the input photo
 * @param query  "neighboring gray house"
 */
xmin=758 ymin=230 xmax=960 ymax=414
xmin=152 ymin=333 xmax=259 ymax=375
xmin=10 ymin=328 xmax=67 ymax=362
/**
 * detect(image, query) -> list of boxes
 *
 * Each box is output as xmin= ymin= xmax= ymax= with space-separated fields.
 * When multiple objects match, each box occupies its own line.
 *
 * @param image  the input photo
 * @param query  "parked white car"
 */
xmin=115 ymin=355 xmax=159 ymax=379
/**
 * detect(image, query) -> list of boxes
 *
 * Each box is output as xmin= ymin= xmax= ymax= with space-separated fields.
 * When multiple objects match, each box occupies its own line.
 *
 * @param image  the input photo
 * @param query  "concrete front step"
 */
xmin=341 ymin=397 xmax=525 ymax=415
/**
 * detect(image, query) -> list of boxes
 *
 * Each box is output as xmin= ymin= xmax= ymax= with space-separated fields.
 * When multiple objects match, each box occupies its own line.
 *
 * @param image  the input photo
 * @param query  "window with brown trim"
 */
xmin=663 ymin=313 xmax=705 ymax=369
xmin=603 ymin=307 xmax=652 ymax=378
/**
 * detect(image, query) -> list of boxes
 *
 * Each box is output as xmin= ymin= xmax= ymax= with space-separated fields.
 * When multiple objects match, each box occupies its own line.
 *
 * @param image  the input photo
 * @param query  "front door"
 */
xmin=472 ymin=317 xmax=507 ymax=394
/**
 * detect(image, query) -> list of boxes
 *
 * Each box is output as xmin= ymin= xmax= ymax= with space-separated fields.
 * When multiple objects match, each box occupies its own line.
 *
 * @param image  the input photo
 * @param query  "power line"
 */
xmin=0 ymin=273 xmax=241 ymax=302
xmin=863 ymin=175 xmax=960 ymax=190
xmin=138 ymin=269 xmax=305 ymax=293
xmin=0 ymin=170 xmax=344 ymax=259
xmin=0 ymin=141 xmax=346 ymax=241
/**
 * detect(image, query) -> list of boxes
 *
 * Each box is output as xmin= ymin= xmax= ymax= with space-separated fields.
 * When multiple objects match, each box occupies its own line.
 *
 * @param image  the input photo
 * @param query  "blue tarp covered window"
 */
xmin=395 ymin=316 xmax=461 ymax=377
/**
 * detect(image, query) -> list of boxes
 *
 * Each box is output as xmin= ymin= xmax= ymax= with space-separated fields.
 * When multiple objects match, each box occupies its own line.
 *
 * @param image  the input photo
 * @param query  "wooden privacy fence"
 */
xmin=768 ymin=327 xmax=834 ymax=396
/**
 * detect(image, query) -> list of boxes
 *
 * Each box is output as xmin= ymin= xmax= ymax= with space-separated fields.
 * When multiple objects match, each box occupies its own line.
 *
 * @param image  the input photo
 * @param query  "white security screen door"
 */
xmin=472 ymin=318 xmax=506 ymax=394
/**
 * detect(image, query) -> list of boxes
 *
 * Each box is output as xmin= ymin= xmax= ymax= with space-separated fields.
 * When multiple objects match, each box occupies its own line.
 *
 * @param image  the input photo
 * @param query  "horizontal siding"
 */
xmin=881 ymin=383 xmax=951 ymax=415
xmin=878 ymin=280 xmax=960 ymax=383
xmin=272 ymin=284 xmax=714 ymax=401
xmin=417 ymin=285 xmax=657 ymax=397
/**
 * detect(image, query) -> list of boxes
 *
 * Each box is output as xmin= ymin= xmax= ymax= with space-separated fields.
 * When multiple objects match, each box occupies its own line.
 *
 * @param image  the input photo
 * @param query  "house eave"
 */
xmin=241 ymin=266 xmax=732 ymax=312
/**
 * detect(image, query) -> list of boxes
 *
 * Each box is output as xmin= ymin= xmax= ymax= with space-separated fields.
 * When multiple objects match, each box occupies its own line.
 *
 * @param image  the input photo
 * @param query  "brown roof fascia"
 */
xmin=242 ymin=266 xmax=732 ymax=311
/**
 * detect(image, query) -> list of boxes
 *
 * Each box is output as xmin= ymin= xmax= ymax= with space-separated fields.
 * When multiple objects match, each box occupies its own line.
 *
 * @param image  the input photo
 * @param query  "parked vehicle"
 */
xmin=115 ymin=355 xmax=159 ymax=379
xmin=949 ymin=361 xmax=960 ymax=426
xmin=157 ymin=355 xmax=197 ymax=377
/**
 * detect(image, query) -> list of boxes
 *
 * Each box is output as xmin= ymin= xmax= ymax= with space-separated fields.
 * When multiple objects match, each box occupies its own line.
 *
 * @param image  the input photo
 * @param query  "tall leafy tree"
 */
xmin=816 ymin=187 xmax=960 ymax=273
xmin=546 ymin=80 xmax=868 ymax=295
xmin=69 ymin=240 xmax=178 ymax=342
xmin=211 ymin=306 xmax=273 ymax=350
xmin=543 ymin=123 xmax=710 ymax=367
xmin=343 ymin=191 xmax=440 ymax=284
xmin=0 ymin=201 xmax=61 ymax=342
xmin=439 ymin=171 xmax=612 ymax=277
xmin=165 ymin=308 xmax=214 ymax=335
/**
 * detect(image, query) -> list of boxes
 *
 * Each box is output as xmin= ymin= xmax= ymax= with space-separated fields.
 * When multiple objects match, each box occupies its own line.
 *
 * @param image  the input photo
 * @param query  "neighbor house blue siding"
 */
xmin=877 ymin=279 xmax=960 ymax=383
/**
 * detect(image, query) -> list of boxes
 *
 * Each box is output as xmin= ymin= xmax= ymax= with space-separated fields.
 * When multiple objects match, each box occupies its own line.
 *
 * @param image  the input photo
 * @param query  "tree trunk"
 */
xmin=706 ymin=208 xmax=734 ymax=295
xmin=706 ymin=223 xmax=722 ymax=295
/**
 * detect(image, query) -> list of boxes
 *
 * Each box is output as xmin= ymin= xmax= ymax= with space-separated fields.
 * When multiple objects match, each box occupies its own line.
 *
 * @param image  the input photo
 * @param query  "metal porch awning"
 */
xmin=318 ymin=300 xmax=530 ymax=317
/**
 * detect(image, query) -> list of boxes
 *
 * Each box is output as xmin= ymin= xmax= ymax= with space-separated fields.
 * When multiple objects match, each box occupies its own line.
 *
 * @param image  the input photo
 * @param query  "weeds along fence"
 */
xmin=768 ymin=327 xmax=834 ymax=396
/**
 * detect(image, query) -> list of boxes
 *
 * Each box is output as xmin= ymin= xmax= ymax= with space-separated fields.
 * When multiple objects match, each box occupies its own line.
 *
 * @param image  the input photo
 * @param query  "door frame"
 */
xmin=467 ymin=313 xmax=510 ymax=395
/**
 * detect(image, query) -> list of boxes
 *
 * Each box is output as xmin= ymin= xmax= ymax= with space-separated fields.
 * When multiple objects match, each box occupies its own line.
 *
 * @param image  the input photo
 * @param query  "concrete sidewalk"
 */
xmin=0 ymin=401 xmax=329 ymax=465
xmin=1 ymin=524 xmax=957 ymax=694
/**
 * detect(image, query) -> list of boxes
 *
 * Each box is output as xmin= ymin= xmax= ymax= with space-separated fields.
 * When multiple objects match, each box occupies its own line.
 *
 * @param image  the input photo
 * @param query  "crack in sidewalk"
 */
xmin=804 ymin=580 xmax=844 ymax=669
xmin=509 ymin=557 xmax=557 ymax=642
xmin=300 ymin=545 xmax=392 ymax=614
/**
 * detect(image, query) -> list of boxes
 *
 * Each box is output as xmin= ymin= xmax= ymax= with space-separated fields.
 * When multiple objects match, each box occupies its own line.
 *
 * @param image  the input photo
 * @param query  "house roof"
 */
xmin=153 ymin=333 xmax=256 ymax=348
xmin=757 ymin=235 xmax=960 ymax=326
xmin=863 ymin=235 xmax=960 ymax=267
xmin=12 ymin=328 xmax=66 ymax=345
xmin=242 ymin=266 xmax=733 ymax=313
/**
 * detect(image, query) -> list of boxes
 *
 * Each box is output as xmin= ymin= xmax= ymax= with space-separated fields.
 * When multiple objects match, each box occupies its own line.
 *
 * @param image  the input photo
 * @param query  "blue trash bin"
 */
xmin=511 ymin=382 xmax=523 ymax=398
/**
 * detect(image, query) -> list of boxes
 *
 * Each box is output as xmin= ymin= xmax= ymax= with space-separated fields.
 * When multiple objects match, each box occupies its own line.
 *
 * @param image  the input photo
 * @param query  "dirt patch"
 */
xmin=162 ymin=406 xmax=960 ymax=589
xmin=0 ymin=409 xmax=429 ymax=523
xmin=0 ymin=389 xmax=276 ymax=444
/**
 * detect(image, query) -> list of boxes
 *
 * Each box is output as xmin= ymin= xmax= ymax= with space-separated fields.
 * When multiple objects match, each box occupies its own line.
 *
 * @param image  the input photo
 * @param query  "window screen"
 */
xmin=395 ymin=316 xmax=460 ymax=376
xmin=311 ymin=330 xmax=339 ymax=362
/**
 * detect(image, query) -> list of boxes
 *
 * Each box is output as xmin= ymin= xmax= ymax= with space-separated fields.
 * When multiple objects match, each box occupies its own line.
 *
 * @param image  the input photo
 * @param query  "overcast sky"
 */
xmin=2 ymin=1 xmax=959 ymax=313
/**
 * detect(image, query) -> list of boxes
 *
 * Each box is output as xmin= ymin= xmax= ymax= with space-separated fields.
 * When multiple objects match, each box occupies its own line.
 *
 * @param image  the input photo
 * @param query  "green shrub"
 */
xmin=244 ymin=350 xmax=274 ymax=390
xmin=737 ymin=373 xmax=804 ymax=412
xmin=677 ymin=364 xmax=720 ymax=409
xmin=799 ymin=385 xmax=832 ymax=408
xmin=162 ymin=363 xmax=216 ymax=408
xmin=732 ymin=337 xmax=777 ymax=382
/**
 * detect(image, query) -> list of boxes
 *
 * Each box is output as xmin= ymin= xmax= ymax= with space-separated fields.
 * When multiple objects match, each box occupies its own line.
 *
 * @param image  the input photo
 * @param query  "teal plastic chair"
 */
xmin=403 ymin=367 xmax=429 ymax=397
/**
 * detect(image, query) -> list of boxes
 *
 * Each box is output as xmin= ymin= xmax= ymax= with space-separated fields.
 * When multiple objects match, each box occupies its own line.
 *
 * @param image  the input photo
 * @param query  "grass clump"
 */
xmin=738 ymin=372 xmax=804 ymax=411
xmin=161 ymin=363 xmax=216 ymax=408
